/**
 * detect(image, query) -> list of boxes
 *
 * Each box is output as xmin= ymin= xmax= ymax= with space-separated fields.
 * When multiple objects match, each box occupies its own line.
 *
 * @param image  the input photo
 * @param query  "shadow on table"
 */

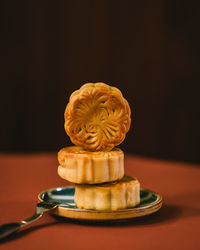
xmin=0 ymin=203 xmax=182 ymax=243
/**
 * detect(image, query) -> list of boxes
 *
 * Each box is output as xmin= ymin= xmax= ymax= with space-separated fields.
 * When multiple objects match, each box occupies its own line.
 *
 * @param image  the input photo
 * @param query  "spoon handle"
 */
xmin=0 ymin=213 xmax=42 ymax=240
xmin=0 ymin=202 xmax=59 ymax=240
xmin=0 ymin=222 xmax=22 ymax=240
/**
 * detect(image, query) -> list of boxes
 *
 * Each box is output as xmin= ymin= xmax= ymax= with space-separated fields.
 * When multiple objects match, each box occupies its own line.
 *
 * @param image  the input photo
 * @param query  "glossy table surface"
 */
xmin=0 ymin=153 xmax=200 ymax=250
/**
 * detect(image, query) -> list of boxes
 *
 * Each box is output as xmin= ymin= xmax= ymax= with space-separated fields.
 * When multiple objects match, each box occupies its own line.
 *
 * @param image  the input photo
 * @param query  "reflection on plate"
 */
xmin=38 ymin=186 xmax=162 ymax=221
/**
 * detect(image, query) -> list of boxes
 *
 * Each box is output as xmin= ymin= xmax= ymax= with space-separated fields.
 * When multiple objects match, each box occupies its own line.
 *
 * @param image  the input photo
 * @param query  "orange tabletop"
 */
xmin=0 ymin=153 xmax=200 ymax=250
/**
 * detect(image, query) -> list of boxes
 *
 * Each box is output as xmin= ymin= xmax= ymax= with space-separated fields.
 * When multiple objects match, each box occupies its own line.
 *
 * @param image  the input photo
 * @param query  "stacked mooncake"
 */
xmin=57 ymin=83 xmax=140 ymax=211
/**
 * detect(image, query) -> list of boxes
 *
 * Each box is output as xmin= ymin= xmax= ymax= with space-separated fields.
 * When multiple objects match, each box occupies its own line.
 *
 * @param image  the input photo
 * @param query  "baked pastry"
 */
xmin=74 ymin=175 xmax=140 ymax=211
xmin=57 ymin=146 xmax=124 ymax=184
xmin=64 ymin=82 xmax=131 ymax=151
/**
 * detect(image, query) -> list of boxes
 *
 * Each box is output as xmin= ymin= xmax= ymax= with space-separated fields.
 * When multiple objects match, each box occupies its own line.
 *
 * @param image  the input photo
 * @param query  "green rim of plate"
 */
xmin=38 ymin=186 xmax=162 ymax=216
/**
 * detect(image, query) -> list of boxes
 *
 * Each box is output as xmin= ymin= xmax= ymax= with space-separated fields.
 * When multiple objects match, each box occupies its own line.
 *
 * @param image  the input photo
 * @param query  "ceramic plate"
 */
xmin=38 ymin=186 xmax=162 ymax=221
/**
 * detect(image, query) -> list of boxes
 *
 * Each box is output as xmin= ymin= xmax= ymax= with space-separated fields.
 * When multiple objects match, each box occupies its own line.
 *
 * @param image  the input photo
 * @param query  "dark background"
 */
xmin=1 ymin=0 xmax=200 ymax=163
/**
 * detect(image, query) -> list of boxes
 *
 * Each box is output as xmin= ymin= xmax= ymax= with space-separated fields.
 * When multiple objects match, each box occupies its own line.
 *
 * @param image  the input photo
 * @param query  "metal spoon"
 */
xmin=0 ymin=201 xmax=60 ymax=240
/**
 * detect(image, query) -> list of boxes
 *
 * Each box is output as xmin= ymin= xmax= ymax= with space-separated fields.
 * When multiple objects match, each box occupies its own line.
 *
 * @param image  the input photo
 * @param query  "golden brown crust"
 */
xmin=57 ymin=146 xmax=124 ymax=184
xmin=76 ymin=175 xmax=137 ymax=189
xmin=64 ymin=82 xmax=131 ymax=151
xmin=58 ymin=146 xmax=123 ymax=162
xmin=74 ymin=175 xmax=140 ymax=210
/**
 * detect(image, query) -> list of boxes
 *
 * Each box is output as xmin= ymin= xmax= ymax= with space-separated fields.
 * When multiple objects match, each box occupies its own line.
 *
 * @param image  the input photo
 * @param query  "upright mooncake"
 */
xmin=64 ymin=83 xmax=131 ymax=151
